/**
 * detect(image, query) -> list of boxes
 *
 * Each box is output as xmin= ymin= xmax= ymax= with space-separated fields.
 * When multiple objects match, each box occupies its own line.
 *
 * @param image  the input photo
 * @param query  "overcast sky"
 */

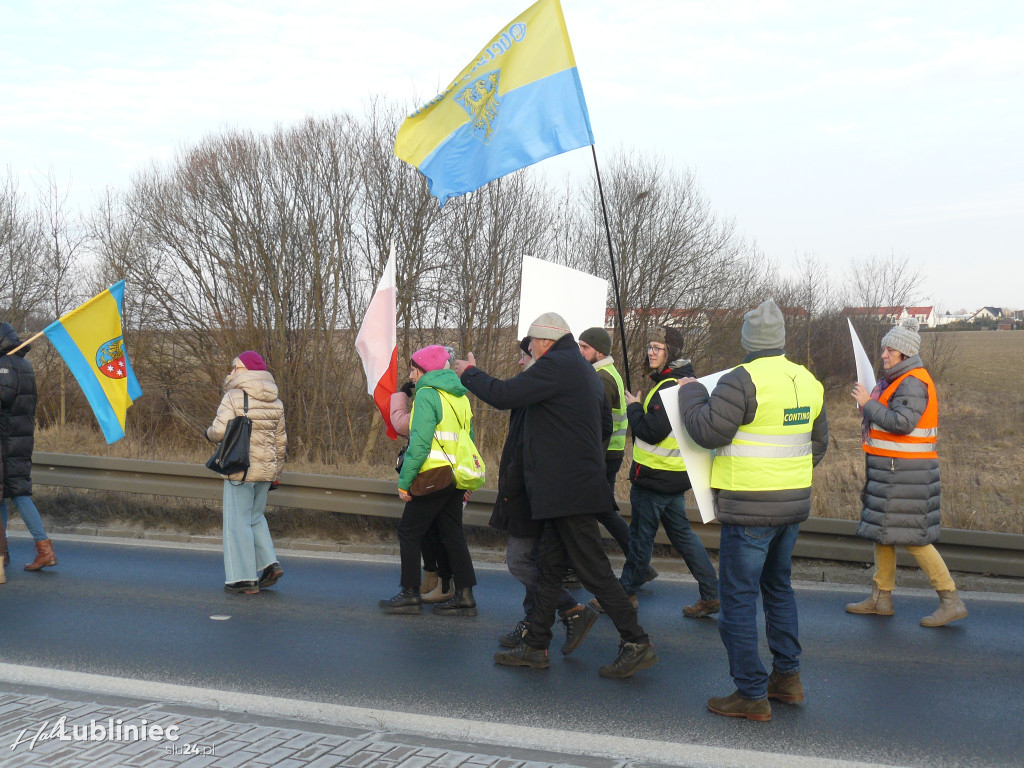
xmin=2 ymin=0 xmax=1022 ymax=312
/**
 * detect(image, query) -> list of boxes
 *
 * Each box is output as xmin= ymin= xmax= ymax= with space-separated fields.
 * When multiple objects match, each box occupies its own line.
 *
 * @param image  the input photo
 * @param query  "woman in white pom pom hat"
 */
xmin=847 ymin=317 xmax=967 ymax=627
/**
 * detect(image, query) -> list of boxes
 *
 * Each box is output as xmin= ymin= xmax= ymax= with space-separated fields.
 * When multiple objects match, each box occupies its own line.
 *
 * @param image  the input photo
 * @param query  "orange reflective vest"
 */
xmin=862 ymin=368 xmax=938 ymax=459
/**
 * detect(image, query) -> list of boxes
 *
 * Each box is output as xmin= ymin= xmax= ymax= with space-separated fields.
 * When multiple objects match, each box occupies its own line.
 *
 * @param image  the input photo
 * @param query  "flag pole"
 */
xmin=6 ymin=329 xmax=45 ymax=357
xmin=590 ymin=145 xmax=632 ymax=392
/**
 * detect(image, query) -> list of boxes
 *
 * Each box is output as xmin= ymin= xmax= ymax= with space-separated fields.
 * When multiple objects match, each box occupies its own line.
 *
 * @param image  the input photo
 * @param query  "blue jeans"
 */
xmin=717 ymin=523 xmax=801 ymax=700
xmin=222 ymin=481 xmax=277 ymax=584
xmin=1 ymin=496 xmax=48 ymax=541
xmin=621 ymin=485 xmax=719 ymax=600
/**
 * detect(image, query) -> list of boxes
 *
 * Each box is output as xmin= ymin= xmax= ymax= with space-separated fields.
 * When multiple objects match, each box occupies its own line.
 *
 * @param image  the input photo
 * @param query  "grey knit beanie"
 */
xmin=527 ymin=312 xmax=571 ymax=341
xmin=741 ymin=299 xmax=786 ymax=352
xmin=881 ymin=317 xmax=921 ymax=357
xmin=579 ymin=326 xmax=612 ymax=356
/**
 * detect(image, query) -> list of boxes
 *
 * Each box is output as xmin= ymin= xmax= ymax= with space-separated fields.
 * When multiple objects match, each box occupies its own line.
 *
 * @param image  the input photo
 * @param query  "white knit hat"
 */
xmin=881 ymin=317 xmax=921 ymax=357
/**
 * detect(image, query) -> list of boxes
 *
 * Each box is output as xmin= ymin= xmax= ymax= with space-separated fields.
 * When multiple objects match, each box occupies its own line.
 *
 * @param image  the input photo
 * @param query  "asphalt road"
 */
xmin=1 ymin=537 xmax=1022 ymax=768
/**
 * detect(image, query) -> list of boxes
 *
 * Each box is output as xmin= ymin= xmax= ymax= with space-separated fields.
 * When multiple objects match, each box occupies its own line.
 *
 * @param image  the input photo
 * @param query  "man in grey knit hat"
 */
xmin=678 ymin=299 xmax=829 ymax=721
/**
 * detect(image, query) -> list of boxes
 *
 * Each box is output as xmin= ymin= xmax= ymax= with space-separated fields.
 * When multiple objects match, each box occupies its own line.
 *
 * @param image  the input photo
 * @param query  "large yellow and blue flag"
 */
xmin=394 ymin=0 xmax=593 ymax=205
xmin=43 ymin=280 xmax=143 ymax=444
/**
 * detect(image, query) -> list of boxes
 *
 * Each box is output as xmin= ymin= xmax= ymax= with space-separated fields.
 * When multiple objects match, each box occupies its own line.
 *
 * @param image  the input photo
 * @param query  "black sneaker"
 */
xmin=494 ymin=643 xmax=550 ymax=669
xmin=644 ymin=565 xmax=659 ymax=583
xmin=258 ymin=562 xmax=284 ymax=589
xmin=599 ymin=641 xmax=658 ymax=679
xmin=563 ymin=568 xmax=581 ymax=589
xmin=378 ymin=587 xmax=422 ymax=614
xmin=224 ymin=581 xmax=259 ymax=595
xmin=499 ymin=618 xmax=530 ymax=647
xmin=561 ymin=605 xmax=600 ymax=656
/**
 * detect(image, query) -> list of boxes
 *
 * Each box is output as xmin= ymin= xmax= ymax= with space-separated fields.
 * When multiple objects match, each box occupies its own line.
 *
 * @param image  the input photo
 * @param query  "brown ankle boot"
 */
xmin=845 ymin=585 xmax=894 ymax=616
xmin=25 ymin=540 xmax=58 ymax=571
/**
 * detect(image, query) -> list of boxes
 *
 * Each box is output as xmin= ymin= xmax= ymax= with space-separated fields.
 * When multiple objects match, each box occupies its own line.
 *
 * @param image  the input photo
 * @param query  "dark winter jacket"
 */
xmin=627 ymin=360 xmax=695 ymax=495
xmin=461 ymin=333 xmax=615 ymax=520
xmin=678 ymin=349 xmax=828 ymax=526
xmin=488 ymin=404 xmax=542 ymax=538
xmin=0 ymin=323 xmax=36 ymax=498
xmin=856 ymin=354 xmax=940 ymax=546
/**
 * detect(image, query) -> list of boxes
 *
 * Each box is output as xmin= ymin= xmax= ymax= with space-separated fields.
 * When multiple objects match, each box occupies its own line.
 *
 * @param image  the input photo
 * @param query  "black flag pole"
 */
xmin=590 ymin=145 xmax=632 ymax=392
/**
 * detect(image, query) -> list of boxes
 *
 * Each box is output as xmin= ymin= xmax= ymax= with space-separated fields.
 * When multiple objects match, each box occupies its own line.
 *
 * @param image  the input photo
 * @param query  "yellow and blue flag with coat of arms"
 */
xmin=43 ymin=280 xmax=143 ymax=444
xmin=394 ymin=0 xmax=593 ymax=205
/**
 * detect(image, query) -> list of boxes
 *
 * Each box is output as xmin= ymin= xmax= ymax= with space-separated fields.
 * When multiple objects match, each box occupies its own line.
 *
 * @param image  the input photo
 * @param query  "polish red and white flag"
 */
xmin=355 ymin=242 xmax=398 ymax=440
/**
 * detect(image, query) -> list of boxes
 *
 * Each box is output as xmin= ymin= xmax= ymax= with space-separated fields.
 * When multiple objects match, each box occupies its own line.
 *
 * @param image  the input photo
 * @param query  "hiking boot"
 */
xmin=644 ymin=565 xmax=659 ymax=584
xmin=420 ymin=570 xmax=439 ymax=595
xmin=598 ymin=641 xmax=658 ymax=678
xmin=499 ymin=618 xmax=530 ymax=647
xmin=707 ymin=691 xmax=771 ymax=721
xmin=767 ymin=668 xmax=804 ymax=703
xmin=845 ymin=586 xmax=894 ymax=616
xmin=258 ymin=562 xmax=284 ymax=589
xmin=560 ymin=605 xmax=600 ymax=656
xmin=422 ymin=575 xmax=455 ymax=604
xmin=563 ymin=568 xmax=581 ymax=589
xmin=433 ymin=586 xmax=477 ymax=617
xmin=683 ymin=598 xmax=720 ymax=618
xmin=379 ymin=587 xmax=422 ymax=614
xmin=494 ymin=643 xmax=550 ymax=670
xmin=225 ymin=581 xmax=259 ymax=595
xmin=589 ymin=593 xmax=638 ymax=614
xmin=920 ymin=590 xmax=968 ymax=627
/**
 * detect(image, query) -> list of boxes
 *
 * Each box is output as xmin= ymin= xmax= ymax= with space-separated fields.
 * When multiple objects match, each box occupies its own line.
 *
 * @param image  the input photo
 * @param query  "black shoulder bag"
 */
xmin=206 ymin=391 xmax=252 ymax=482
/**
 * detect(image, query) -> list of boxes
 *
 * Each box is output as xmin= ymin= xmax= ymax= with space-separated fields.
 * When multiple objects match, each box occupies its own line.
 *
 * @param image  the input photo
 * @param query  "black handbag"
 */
xmin=206 ymin=391 xmax=252 ymax=481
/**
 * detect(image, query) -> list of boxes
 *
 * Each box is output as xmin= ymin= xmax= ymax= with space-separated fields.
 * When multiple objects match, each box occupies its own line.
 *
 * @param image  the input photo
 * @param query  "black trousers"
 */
xmin=524 ymin=514 xmax=649 ymax=650
xmin=597 ymin=455 xmax=631 ymax=556
xmin=421 ymin=521 xmax=452 ymax=579
xmin=398 ymin=485 xmax=476 ymax=590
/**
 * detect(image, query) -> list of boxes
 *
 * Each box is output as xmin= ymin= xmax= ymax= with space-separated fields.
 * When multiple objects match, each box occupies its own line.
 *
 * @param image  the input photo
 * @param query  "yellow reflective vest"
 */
xmin=632 ymin=379 xmax=686 ymax=472
xmin=595 ymin=359 xmax=627 ymax=453
xmin=410 ymin=389 xmax=473 ymax=474
xmin=711 ymin=355 xmax=823 ymax=492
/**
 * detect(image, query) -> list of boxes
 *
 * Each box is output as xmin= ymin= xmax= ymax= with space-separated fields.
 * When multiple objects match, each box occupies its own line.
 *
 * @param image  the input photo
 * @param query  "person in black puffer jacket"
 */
xmin=0 ymin=322 xmax=58 ymax=571
xmin=846 ymin=317 xmax=967 ymax=628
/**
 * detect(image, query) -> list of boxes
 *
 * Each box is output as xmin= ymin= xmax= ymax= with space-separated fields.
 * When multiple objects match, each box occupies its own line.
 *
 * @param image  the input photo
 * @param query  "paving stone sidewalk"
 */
xmin=0 ymin=684 xmax=630 ymax=768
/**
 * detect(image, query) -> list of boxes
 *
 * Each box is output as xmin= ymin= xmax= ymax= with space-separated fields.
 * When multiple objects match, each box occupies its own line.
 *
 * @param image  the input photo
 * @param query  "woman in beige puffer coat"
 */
xmin=206 ymin=351 xmax=286 ymax=594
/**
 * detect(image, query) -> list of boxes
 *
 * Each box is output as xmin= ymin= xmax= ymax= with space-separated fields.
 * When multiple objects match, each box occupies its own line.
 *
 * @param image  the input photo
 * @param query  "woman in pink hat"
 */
xmin=206 ymin=351 xmax=287 ymax=595
xmin=380 ymin=345 xmax=478 ymax=616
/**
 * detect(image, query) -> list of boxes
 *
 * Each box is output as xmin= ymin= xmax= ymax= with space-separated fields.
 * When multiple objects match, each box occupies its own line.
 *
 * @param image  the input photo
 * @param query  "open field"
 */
xmin=29 ymin=330 xmax=1024 ymax=535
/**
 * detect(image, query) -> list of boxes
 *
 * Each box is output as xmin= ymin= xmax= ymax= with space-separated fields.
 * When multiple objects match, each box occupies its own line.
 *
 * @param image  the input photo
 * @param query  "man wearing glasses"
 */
xmin=592 ymin=326 xmax=720 ymax=619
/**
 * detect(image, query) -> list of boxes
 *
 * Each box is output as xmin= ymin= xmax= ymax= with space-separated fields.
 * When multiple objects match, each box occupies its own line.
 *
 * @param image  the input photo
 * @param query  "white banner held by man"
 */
xmin=660 ymin=369 xmax=730 ymax=524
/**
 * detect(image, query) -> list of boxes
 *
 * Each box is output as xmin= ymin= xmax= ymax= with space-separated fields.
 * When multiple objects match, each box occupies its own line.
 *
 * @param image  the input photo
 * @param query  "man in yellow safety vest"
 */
xmin=679 ymin=300 xmax=828 ymax=722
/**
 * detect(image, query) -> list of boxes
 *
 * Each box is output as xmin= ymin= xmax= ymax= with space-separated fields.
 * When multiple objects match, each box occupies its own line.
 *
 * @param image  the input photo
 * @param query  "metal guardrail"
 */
xmin=32 ymin=452 xmax=1024 ymax=578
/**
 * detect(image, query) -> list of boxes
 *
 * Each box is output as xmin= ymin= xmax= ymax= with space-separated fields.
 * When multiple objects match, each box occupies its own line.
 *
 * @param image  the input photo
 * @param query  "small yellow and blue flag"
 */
xmin=43 ymin=280 xmax=143 ymax=443
xmin=394 ymin=0 xmax=593 ymax=205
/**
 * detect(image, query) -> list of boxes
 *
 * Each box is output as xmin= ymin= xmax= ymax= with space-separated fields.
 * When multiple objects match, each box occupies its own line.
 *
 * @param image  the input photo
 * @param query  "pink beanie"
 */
xmin=237 ymin=351 xmax=267 ymax=371
xmin=411 ymin=345 xmax=451 ymax=372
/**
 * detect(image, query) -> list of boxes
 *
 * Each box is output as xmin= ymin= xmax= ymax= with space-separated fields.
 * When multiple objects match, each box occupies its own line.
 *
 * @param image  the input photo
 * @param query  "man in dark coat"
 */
xmin=455 ymin=312 xmax=657 ymax=678
xmin=490 ymin=337 xmax=591 ymax=654
xmin=0 ymin=322 xmax=58 ymax=571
